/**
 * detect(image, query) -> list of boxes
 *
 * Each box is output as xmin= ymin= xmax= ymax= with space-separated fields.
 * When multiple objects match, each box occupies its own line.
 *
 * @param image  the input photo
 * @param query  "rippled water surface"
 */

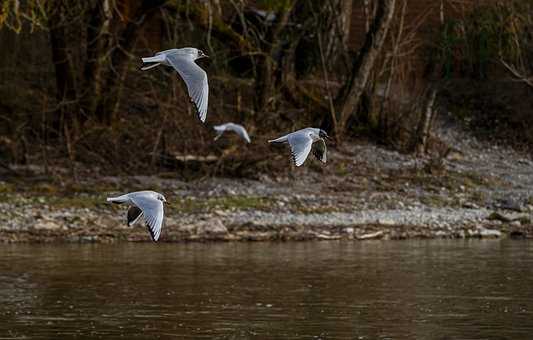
xmin=2 ymin=240 xmax=533 ymax=339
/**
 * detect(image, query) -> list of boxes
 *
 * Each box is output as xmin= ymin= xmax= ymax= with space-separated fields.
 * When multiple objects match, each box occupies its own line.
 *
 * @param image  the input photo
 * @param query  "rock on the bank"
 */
xmin=33 ymin=220 xmax=63 ymax=230
xmin=181 ymin=219 xmax=229 ymax=239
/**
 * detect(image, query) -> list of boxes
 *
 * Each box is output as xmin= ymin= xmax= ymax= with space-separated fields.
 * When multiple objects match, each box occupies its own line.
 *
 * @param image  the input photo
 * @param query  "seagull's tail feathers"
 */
xmin=106 ymin=195 xmax=129 ymax=204
xmin=142 ymin=55 xmax=166 ymax=63
xmin=141 ymin=62 xmax=161 ymax=71
xmin=268 ymin=136 xmax=288 ymax=144
xmin=141 ymin=55 xmax=166 ymax=70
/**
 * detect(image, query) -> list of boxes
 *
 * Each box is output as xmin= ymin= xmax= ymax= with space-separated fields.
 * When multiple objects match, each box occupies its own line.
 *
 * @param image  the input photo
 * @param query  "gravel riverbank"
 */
xmin=1 ymin=126 xmax=532 ymax=243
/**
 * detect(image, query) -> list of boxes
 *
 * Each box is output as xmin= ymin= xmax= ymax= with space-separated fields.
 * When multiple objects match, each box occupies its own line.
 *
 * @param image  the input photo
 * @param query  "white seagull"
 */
xmin=141 ymin=47 xmax=209 ymax=122
xmin=268 ymin=128 xmax=329 ymax=167
xmin=214 ymin=123 xmax=251 ymax=143
xmin=107 ymin=191 xmax=167 ymax=242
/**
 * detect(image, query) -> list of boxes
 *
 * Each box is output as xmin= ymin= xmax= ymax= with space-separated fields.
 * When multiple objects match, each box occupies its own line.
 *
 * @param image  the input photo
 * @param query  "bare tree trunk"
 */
xmin=49 ymin=2 xmax=79 ymax=135
xmin=93 ymin=0 xmax=166 ymax=124
xmin=254 ymin=5 xmax=293 ymax=112
xmin=324 ymin=0 xmax=352 ymax=62
xmin=330 ymin=0 xmax=396 ymax=139
xmin=339 ymin=0 xmax=353 ymax=49
xmin=412 ymin=87 xmax=438 ymax=155
xmin=48 ymin=0 xmax=165 ymax=128
xmin=255 ymin=0 xmax=349 ymax=114
xmin=255 ymin=56 xmax=274 ymax=112
xmin=376 ymin=0 xmax=407 ymax=141
xmin=83 ymin=0 xmax=112 ymax=118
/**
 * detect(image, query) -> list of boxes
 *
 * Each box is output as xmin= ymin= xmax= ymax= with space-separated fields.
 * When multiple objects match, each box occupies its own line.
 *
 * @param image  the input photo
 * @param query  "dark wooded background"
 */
xmin=0 ymin=0 xmax=531 ymax=177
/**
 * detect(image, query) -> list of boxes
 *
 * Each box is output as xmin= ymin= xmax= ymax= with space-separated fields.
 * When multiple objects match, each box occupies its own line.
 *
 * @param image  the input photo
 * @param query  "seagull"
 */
xmin=141 ymin=47 xmax=209 ymax=122
xmin=214 ymin=123 xmax=251 ymax=143
xmin=107 ymin=191 xmax=167 ymax=242
xmin=268 ymin=128 xmax=329 ymax=166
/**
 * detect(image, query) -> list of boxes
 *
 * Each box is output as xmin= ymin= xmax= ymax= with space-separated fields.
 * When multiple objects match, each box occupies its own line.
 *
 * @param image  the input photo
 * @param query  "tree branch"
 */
xmin=500 ymin=58 xmax=533 ymax=89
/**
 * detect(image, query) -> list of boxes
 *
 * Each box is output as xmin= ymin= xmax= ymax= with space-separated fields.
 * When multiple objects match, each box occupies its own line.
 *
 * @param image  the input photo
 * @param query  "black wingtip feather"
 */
xmin=145 ymin=222 xmax=159 ymax=242
xmin=189 ymin=98 xmax=206 ymax=123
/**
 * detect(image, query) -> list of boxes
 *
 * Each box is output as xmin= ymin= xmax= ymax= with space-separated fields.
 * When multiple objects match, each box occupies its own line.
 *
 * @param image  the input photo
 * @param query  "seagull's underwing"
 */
xmin=127 ymin=206 xmax=143 ymax=227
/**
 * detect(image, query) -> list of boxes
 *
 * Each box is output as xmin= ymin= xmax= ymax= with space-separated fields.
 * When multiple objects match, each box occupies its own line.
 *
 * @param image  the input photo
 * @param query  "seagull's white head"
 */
xmin=195 ymin=49 xmax=209 ymax=60
xmin=157 ymin=193 xmax=167 ymax=203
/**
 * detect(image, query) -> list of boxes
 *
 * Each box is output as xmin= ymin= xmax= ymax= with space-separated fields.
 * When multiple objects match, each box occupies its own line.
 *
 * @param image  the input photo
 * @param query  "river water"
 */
xmin=1 ymin=240 xmax=533 ymax=339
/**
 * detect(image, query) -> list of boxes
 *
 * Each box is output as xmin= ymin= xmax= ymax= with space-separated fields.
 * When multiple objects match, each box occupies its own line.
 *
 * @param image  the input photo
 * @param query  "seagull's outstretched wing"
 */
xmin=130 ymin=195 xmax=164 ymax=242
xmin=312 ymin=139 xmax=327 ymax=163
xmin=288 ymin=133 xmax=313 ymax=167
xmin=166 ymin=54 xmax=209 ymax=122
xmin=233 ymin=125 xmax=251 ymax=143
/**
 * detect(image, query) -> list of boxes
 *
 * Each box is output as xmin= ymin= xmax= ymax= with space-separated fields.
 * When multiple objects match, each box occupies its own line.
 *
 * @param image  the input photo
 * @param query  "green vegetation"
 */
xmin=420 ymin=194 xmax=451 ymax=208
xmin=0 ymin=181 xmax=14 ymax=193
xmin=46 ymin=195 xmax=105 ymax=209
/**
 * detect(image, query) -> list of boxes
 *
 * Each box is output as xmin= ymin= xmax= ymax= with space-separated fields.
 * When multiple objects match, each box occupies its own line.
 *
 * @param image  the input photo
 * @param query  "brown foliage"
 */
xmin=0 ymin=0 xmax=531 ymax=178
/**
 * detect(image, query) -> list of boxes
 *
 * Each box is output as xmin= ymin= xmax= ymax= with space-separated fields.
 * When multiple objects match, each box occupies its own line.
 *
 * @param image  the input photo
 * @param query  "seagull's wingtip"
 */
xmin=198 ymin=111 xmax=207 ymax=123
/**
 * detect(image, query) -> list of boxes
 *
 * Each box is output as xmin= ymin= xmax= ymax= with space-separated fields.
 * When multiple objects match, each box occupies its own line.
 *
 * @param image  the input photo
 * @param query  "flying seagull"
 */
xmin=268 ymin=128 xmax=329 ymax=167
xmin=141 ymin=47 xmax=209 ymax=122
xmin=214 ymin=123 xmax=251 ymax=143
xmin=107 ymin=191 xmax=167 ymax=242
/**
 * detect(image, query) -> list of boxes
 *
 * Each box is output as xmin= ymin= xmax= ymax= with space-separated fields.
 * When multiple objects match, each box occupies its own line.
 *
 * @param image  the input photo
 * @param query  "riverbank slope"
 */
xmin=1 ymin=118 xmax=532 ymax=243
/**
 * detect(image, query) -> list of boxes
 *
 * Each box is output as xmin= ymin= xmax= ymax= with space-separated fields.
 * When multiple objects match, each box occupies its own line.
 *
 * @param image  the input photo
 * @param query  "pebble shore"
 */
xmin=1 ymin=133 xmax=532 ymax=242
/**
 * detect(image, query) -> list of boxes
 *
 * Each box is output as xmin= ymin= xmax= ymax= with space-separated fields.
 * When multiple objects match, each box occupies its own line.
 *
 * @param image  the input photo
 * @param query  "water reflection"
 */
xmin=1 ymin=240 xmax=533 ymax=339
